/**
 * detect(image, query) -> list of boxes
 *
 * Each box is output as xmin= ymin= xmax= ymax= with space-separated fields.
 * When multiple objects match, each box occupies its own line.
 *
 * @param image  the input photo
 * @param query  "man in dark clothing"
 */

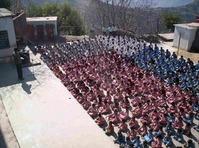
xmin=14 ymin=48 xmax=24 ymax=80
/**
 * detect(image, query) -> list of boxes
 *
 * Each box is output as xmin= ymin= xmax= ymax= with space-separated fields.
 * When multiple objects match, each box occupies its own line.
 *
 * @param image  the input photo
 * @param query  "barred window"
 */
xmin=0 ymin=30 xmax=10 ymax=49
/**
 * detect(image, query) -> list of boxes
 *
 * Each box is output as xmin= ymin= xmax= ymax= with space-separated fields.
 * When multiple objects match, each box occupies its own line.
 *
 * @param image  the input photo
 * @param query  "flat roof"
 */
xmin=26 ymin=16 xmax=58 ymax=22
xmin=158 ymin=33 xmax=174 ymax=41
xmin=189 ymin=22 xmax=199 ymax=27
xmin=175 ymin=22 xmax=199 ymax=29
xmin=0 ymin=8 xmax=13 ymax=18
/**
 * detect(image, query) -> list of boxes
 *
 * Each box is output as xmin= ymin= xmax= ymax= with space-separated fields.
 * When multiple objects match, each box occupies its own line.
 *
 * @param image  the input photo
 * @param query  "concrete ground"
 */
xmin=159 ymin=41 xmax=199 ymax=63
xmin=0 ymin=56 xmax=117 ymax=148
xmin=0 ymin=97 xmax=19 ymax=148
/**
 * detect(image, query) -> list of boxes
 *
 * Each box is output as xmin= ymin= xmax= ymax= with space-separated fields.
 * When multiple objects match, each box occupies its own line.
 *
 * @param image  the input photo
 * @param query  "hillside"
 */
xmin=159 ymin=0 xmax=199 ymax=21
xmin=21 ymin=0 xmax=87 ymax=7
xmin=23 ymin=0 xmax=194 ymax=8
xmin=23 ymin=0 xmax=198 ymax=21
xmin=22 ymin=0 xmax=198 ymax=35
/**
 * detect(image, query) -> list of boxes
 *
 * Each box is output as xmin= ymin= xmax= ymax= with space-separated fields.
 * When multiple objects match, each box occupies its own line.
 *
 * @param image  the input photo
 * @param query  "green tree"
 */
xmin=27 ymin=3 xmax=85 ymax=35
xmin=163 ymin=12 xmax=181 ymax=32
xmin=42 ymin=3 xmax=60 ymax=16
xmin=27 ymin=4 xmax=43 ymax=17
xmin=0 ymin=0 xmax=11 ymax=9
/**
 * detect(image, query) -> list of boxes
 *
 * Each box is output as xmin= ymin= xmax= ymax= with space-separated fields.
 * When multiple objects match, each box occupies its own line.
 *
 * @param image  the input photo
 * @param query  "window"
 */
xmin=0 ymin=30 xmax=10 ymax=50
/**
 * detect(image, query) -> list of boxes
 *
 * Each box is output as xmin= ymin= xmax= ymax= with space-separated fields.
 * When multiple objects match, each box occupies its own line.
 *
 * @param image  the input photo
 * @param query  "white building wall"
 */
xmin=0 ymin=17 xmax=16 ymax=58
xmin=173 ymin=25 xmax=197 ymax=51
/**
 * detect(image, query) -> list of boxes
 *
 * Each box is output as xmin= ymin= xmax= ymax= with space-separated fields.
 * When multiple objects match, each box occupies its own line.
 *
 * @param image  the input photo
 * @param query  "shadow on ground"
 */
xmin=0 ymin=128 xmax=7 ymax=148
xmin=0 ymin=63 xmax=36 ymax=88
xmin=21 ymin=81 xmax=32 ymax=94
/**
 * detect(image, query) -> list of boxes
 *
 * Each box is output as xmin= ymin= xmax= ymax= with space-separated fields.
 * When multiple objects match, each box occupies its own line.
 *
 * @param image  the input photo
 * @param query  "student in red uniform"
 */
xmin=129 ymin=116 xmax=140 ymax=130
xmin=87 ymin=104 xmax=98 ymax=119
xmin=119 ymin=109 xmax=130 ymax=121
xmin=138 ymin=123 xmax=147 ymax=137
xmin=98 ymin=100 xmax=112 ymax=115
xmin=106 ymin=121 xmax=116 ymax=137
xmin=95 ymin=113 xmax=107 ymax=128
xmin=108 ymin=109 xmax=121 ymax=126
xmin=151 ymin=135 xmax=162 ymax=148
xmin=119 ymin=120 xmax=129 ymax=133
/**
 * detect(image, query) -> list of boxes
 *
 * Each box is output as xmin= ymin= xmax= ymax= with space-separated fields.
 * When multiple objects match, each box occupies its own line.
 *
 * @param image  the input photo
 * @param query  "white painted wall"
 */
xmin=0 ymin=17 xmax=16 ymax=58
xmin=173 ymin=25 xmax=197 ymax=51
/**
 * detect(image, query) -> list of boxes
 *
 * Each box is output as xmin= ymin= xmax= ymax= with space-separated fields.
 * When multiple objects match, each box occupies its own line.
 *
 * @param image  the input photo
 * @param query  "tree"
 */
xmin=163 ymin=12 xmax=181 ymax=32
xmin=86 ymin=0 xmax=158 ymax=35
xmin=27 ymin=3 xmax=86 ymax=35
xmin=0 ymin=0 xmax=11 ymax=9
xmin=27 ymin=4 xmax=43 ymax=17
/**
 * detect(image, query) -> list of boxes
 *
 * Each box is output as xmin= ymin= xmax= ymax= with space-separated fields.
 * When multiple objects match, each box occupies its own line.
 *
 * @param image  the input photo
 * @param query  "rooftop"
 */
xmin=26 ymin=16 xmax=58 ymax=22
xmin=158 ymin=33 xmax=174 ymax=42
xmin=175 ymin=22 xmax=199 ymax=29
xmin=0 ymin=8 xmax=13 ymax=18
xmin=189 ymin=22 xmax=199 ymax=27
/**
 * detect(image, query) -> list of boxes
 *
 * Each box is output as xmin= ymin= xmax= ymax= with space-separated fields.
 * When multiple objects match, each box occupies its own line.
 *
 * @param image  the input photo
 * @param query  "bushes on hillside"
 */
xmin=27 ymin=3 xmax=85 ymax=35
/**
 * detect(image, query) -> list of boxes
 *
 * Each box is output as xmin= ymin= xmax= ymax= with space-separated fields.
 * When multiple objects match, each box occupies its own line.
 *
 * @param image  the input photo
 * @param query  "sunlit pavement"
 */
xmin=0 ymin=54 xmax=117 ymax=148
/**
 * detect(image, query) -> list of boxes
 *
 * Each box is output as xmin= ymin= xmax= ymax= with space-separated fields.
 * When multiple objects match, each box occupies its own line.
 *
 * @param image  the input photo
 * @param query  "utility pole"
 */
xmin=177 ymin=33 xmax=181 ymax=57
